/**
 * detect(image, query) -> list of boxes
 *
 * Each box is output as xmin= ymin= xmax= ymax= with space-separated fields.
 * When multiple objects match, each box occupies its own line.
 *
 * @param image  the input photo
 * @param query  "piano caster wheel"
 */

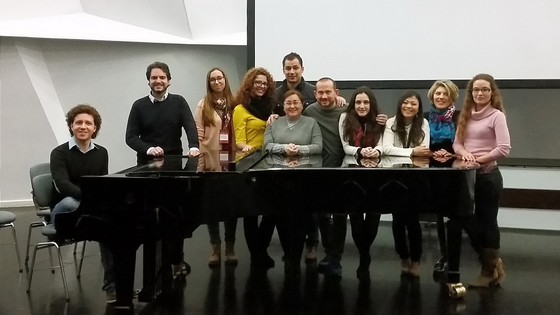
xmin=447 ymin=283 xmax=467 ymax=299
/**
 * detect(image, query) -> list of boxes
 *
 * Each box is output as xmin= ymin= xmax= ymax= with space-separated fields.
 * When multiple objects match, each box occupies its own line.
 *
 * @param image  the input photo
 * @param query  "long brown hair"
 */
xmin=342 ymin=86 xmax=384 ymax=146
xmin=456 ymin=73 xmax=505 ymax=141
xmin=202 ymin=67 xmax=234 ymax=127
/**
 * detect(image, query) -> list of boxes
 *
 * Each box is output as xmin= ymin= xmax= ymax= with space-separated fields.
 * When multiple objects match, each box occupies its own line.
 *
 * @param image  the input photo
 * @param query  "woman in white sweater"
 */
xmin=383 ymin=90 xmax=431 ymax=277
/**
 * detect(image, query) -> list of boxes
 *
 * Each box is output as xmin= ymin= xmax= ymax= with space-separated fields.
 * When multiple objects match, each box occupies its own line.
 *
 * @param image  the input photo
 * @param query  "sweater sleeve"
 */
xmin=50 ymin=146 xmax=81 ymax=199
xmin=125 ymin=102 xmax=150 ymax=155
xmin=490 ymin=112 xmax=511 ymax=159
xmin=338 ymin=113 xmax=359 ymax=156
xmin=194 ymin=99 xmax=205 ymax=144
xmin=302 ymin=119 xmax=323 ymax=155
xmin=181 ymin=98 xmax=199 ymax=149
xmin=421 ymin=118 xmax=431 ymax=147
xmin=382 ymin=118 xmax=414 ymax=157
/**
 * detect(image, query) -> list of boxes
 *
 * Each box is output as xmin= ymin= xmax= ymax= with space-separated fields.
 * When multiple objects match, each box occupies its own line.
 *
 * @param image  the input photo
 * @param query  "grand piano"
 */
xmin=55 ymin=151 xmax=476 ymax=309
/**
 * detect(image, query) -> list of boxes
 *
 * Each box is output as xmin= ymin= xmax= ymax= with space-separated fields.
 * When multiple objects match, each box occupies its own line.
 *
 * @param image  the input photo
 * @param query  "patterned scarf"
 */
xmin=428 ymin=104 xmax=456 ymax=144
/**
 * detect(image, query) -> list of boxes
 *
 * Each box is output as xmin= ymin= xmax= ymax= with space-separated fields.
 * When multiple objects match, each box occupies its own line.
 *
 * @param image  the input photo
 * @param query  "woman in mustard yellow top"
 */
xmin=233 ymin=67 xmax=277 ymax=269
xmin=233 ymin=67 xmax=276 ymax=161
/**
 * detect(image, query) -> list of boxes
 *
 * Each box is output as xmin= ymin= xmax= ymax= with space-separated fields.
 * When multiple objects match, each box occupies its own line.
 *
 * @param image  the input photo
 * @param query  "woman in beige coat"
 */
xmin=194 ymin=67 xmax=238 ymax=266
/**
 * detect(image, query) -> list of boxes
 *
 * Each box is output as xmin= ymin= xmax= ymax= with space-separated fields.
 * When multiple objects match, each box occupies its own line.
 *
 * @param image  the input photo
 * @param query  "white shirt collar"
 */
xmin=68 ymin=136 xmax=96 ymax=153
xmin=149 ymin=91 xmax=169 ymax=103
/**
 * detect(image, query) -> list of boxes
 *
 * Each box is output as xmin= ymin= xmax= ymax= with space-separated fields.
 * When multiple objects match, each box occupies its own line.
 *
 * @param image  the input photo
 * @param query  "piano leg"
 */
xmin=445 ymin=218 xmax=467 ymax=299
xmin=138 ymin=240 xmax=157 ymax=302
xmin=113 ymin=245 xmax=138 ymax=309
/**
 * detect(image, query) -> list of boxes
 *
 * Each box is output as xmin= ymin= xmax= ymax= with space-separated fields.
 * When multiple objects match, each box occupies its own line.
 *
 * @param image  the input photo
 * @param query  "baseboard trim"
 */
xmin=0 ymin=199 xmax=34 ymax=208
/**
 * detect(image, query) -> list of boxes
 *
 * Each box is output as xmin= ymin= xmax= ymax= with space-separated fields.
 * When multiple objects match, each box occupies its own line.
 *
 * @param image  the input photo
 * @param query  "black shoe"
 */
xmin=172 ymin=261 xmax=191 ymax=280
xmin=251 ymin=253 xmax=275 ymax=270
xmin=433 ymin=257 xmax=447 ymax=274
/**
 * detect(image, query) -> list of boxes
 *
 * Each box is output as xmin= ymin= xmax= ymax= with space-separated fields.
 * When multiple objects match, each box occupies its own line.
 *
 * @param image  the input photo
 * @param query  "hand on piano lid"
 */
xmin=452 ymin=159 xmax=480 ymax=169
xmin=147 ymin=146 xmax=164 ymax=156
xmin=360 ymin=147 xmax=380 ymax=158
xmin=241 ymin=144 xmax=254 ymax=153
xmin=187 ymin=147 xmax=200 ymax=157
xmin=285 ymin=143 xmax=300 ymax=156
xmin=433 ymin=149 xmax=453 ymax=158
xmin=411 ymin=156 xmax=430 ymax=168
xmin=412 ymin=146 xmax=432 ymax=157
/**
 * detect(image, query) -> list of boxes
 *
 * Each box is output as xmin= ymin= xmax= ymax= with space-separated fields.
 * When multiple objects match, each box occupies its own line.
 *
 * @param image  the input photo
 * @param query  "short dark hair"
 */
xmin=282 ymin=52 xmax=303 ymax=68
xmin=146 ymin=61 xmax=171 ymax=80
xmin=66 ymin=104 xmax=102 ymax=138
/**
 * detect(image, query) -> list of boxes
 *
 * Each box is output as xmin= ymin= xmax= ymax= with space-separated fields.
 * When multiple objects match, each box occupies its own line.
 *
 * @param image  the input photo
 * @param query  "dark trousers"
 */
xmin=349 ymin=213 xmax=381 ymax=257
xmin=318 ymin=214 xmax=347 ymax=262
xmin=475 ymin=168 xmax=503 ymax=249
xmin=243 ymin=215 xmax=275 ymax=257
xmin=392 ymin=212 xmax=422 ymax=262
xmin=305 ymin=214 xmax=320 ymax=248
xmin=276 ymin=212 xmax=309 ymax=264
xmin=208 ymin=218 xmax=238 ymax=245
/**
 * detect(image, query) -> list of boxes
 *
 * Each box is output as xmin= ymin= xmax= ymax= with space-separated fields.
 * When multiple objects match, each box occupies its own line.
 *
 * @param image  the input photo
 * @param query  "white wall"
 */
xmin=0 ymin=37 xmax=246 ymax=206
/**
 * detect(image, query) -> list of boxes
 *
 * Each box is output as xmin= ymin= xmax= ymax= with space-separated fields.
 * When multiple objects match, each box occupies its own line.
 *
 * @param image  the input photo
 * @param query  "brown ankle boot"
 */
xmin=208 ymin=243 xmax=221 ymax=267
xmin=225 ymin=241 xmax=238 ymax=265
xmin=469 ymin=248 xmax=498 ymax=288
xmin=408 ymin=261 xmax=421 ymax=277
xmin=492 ymin=257 xmax=506 ymax=286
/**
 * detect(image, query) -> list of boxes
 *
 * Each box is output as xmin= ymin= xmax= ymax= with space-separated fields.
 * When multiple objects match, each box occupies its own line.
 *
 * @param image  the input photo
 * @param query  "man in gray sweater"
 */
xmin=303 ymin=77 xmax=347 ymax=277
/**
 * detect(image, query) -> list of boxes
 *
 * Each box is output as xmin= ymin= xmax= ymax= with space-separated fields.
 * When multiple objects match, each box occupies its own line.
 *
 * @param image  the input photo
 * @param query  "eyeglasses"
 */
xmin=472 ymin=87 xmax=491 ymax=94
xmin=284 ymin=100 xmax=301 ymax=107
xmin=209 ymin=76 xmax=224 ymax=83
xmin=253 ymin=81 xmax=268 ymax=87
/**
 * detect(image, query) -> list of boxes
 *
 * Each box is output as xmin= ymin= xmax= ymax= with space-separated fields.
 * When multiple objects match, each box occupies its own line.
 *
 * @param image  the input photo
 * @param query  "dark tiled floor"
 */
xmin=1 ymin=207 xmax=559 ymax=315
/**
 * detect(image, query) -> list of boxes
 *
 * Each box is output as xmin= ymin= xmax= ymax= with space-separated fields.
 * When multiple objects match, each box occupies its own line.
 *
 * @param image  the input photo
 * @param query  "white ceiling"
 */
xmin=0 ymin=0 xmax=246 ymax=45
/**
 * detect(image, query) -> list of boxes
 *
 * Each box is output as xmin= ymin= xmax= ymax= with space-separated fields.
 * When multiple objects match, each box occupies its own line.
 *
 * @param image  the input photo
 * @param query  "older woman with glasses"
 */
xmin=263 ymin=89 xmax=322 ymax=275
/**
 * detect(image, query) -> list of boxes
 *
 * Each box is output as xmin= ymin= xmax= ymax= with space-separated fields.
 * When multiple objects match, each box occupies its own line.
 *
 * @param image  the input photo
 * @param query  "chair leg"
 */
xmin=54 ymin=243 xmax=70 ymax=301
xmin=8 ymin=223 xmax=23 ymax=272
xmin=27 ymin=244 xmax=40 ymax=293
xmin=73 ymin=242 xmax=78 ymax=255
xmin=25 ymin=221 xmax=46 ymax=267
xmin=77 ymin=241 xmax=87 ymax=278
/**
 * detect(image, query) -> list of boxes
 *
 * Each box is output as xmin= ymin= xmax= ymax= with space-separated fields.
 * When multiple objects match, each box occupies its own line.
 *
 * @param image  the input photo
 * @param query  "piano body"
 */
xmin=55 ymin=152 xmax=476 ymax=308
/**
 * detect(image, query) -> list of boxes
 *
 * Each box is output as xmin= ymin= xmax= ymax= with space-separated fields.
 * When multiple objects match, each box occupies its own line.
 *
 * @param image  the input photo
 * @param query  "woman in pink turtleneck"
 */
xmin=453 ymin=73 xmax=511 ymax=288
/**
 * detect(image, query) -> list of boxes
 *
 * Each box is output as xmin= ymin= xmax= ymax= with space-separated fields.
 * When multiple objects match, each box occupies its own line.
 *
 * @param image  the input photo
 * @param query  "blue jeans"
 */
xmin=51 ymin=196 xmax=80 ymax=225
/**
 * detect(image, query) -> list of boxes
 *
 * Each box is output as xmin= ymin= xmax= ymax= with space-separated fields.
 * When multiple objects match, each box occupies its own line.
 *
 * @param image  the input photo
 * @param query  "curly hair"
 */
xmin=427 ymin=80 xmax=459 ymax=105
xmin=202 ymin=67 xmax=234 ymax=127
xmin=392 ymin=91 xmax=425 ymax=147
xmin=66 ymin=104 xmax=102 ymax=138
xmin=342 ymin=86 xmax=384 ymax=146
xmin=456 ymin=73 xmax=505 ymax=141
xmin=234 ymin=67 xmax=276 ymax=107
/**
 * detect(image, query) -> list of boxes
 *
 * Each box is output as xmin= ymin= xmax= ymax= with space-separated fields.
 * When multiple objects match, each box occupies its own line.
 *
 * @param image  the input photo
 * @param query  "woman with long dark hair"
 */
xmin=338 ymin=86 xmax=384 ymax=279
xmin=383 ymin=90 xmax=430 ymax=277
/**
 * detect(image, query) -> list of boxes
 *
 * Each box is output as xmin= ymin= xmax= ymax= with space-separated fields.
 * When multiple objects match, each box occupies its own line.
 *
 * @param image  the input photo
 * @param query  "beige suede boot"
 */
xmin=469 ymin=248 xmax=498 ymax=288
